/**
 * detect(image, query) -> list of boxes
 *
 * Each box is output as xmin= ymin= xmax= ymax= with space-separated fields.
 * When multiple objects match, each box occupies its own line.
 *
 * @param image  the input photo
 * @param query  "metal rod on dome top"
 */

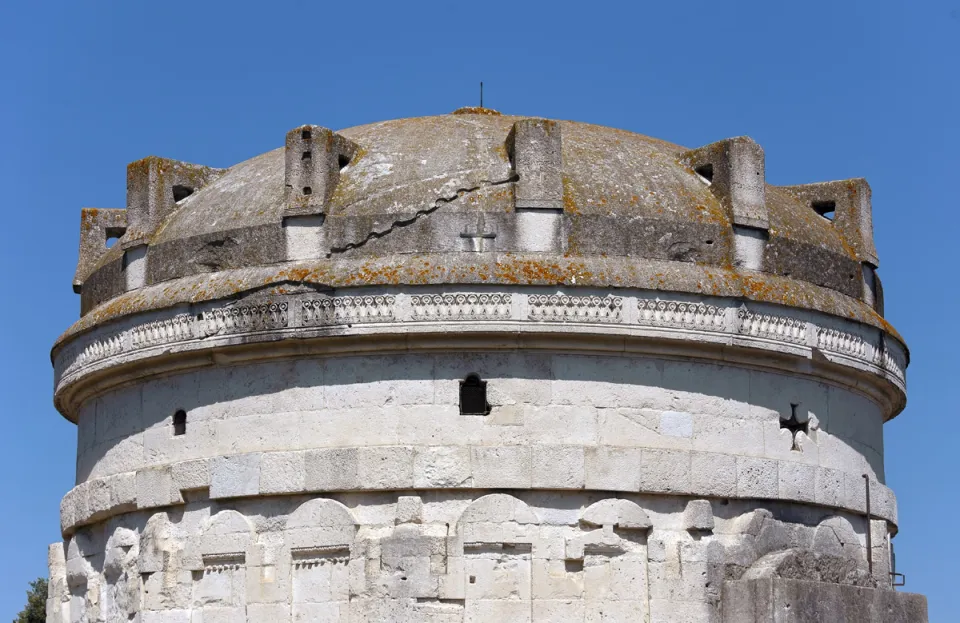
xmin=480 ymin=82 xmax=483 ymax=108
xmin=864 ymin=474 xmax=873 ymax=574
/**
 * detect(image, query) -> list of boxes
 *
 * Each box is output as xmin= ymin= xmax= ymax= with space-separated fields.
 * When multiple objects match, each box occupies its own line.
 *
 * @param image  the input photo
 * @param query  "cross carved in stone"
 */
xmin=459 ymin=213 xmax=496 ymax=252
xmin=780 ymin=403 xmax=809 ymax=452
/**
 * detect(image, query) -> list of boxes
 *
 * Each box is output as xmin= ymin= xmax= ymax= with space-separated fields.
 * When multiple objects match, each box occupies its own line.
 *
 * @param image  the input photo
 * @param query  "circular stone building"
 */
xmin=49 ymin=109 xmax=927 ymax=622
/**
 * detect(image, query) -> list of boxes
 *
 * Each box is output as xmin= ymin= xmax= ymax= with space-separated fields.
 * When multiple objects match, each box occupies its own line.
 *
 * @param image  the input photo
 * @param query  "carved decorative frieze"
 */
xmin=880 ymin=343 xmax=907 ymax=381
xmin=53 ymin=290 xmax=906 ymax=396
xmin=410 ymin=293 xmax=512 ymax=321
xmin=201 ymin=302 xmax=288 ymax=334
xmin=636 ymin=299 xmax=725 ymax=330
xmin=201 ymin=553 xmax=245 ymax=571
xmin=291 ymin=545 xmax=350 ymax=566
xmin=301 ymin=295 xmax=396 ymax=326
xmin=737 ymin=306 xmax=807 ymax=344
xmin=528 ymin=294 xmax=623 ymax=323
xmin=73 ymin=334 xmax=124 ymax=370
xmin=130 ymin=314 xmax=194 ymax=348
xmin=817 ymin=327 xmax=866 ymax=358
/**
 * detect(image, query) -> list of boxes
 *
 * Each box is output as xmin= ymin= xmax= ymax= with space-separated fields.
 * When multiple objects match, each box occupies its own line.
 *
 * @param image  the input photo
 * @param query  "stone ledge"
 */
xmin=59 ymin=446 xmax=898 ymax=535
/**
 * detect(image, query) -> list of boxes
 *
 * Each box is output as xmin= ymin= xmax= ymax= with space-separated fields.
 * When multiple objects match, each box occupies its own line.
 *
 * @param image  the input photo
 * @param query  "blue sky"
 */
xmin=1 ymin=0 xmax=956 ymax=618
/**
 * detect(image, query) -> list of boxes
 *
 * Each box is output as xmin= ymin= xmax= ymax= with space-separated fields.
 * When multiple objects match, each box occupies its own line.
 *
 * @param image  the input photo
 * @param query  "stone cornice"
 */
xmin=59 ymin=254 xmax=901 ymax=345
xmin=52 ymin=287 xmax=907 ymax=422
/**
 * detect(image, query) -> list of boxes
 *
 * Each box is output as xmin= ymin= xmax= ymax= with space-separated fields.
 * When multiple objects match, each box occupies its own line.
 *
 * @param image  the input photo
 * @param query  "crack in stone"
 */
xmin=328 ymin=174 xmax=518 ymax=256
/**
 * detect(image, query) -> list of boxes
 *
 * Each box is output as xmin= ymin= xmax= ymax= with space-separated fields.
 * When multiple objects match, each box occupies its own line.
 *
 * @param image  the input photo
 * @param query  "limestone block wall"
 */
xmin=69 ymin=353 xmax=886 ymax=512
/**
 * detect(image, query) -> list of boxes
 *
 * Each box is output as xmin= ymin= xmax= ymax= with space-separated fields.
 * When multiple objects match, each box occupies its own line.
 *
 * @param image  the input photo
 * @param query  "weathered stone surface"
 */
xmin=49 ymin=109 xmax=921 ymax=622
xmin=722 ymin=578 xmax=926 ymax=622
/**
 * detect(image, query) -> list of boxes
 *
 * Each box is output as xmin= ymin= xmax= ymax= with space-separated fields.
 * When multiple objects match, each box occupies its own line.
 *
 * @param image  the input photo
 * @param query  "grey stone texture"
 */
xmin=47 ymin=108 xmax=924 ymax=622
xmin=66 ymin=111 xmax=895 ymax=329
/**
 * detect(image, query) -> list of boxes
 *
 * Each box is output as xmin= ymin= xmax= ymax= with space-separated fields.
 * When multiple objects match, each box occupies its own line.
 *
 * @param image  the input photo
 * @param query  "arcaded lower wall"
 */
xmin=50 ymin=490 xmax=893 ymax=623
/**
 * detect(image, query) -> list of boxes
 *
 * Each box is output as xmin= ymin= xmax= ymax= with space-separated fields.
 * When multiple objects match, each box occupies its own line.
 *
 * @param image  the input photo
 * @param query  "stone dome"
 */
xmin=67 ymin=110 xmax=891 ymax=337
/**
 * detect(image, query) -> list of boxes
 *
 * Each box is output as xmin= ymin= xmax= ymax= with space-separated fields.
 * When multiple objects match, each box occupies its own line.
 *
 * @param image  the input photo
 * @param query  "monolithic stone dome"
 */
xmin=48 ymin=110 xmax=924 ymax=623
xmin=67 ymin=109 xmax=890 ymax=334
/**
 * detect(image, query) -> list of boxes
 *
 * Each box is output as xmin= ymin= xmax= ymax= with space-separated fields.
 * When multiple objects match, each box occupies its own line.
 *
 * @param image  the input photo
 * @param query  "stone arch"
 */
xmin=191 ymin=510 xmax=255 ymax=619
xmin=580 ymin=498 xmax=652 ymax=531
xmin=813 ymin=515 xmax=863 ymax=560
xmin=284 ymin=498 xmax=357 ymax=622
xmin=456 ymin=494 xmax=540 ymax=620
xmin=285 ymin=497 xmax=357 ymax=551
xmin=564 ymin=498 xmax=651 ymax=617
xmin=456 ymin=493 xmax=540 ymax=538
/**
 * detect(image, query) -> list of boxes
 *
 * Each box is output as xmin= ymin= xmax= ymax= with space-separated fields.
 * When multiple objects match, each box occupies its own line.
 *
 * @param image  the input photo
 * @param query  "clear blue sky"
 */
xmin=1 ymin=0 xmax=956 ymax=619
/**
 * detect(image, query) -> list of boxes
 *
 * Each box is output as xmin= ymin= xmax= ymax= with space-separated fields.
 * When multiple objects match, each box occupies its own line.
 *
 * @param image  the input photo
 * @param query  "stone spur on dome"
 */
xmin=48 ymin=107 xmax=925 ymax=622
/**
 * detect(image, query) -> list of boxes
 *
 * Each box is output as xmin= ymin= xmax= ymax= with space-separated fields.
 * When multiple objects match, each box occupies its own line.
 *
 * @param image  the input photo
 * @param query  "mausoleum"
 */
xmin=48 ymin=108 xmax=927 ymax=621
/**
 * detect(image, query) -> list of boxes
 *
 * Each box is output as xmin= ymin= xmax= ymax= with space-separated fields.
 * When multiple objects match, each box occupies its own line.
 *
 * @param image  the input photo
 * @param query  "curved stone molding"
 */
xmin=52 ymin=289 xmax=907 ymax=418
xmin=58 ymin=447 xmax=898 ymax=536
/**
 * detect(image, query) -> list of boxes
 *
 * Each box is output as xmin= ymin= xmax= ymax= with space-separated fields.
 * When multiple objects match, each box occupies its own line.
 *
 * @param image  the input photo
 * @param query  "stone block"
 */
xmin=691 ymin=452 xmax=736 ymax=497
xmin=259 ymin=451 xmax=305 ymax=494
xmin=137 ymin=467 xmax=183 ymax=509
xmin=245 ymin=602 xmax=291 ymax=623
xmin=414 ymin=446 xmax=472 ymax=488
xmin=87 ymin=478 xmax=112 ymax=517
xmin=210 ymin=454 xmax=261 ymax=499
xmin=172 ymin=459 xmax=210 ymax=492
xmin=358 ymin=446 xmax=414 ymax=489
xmin=472 ymin=446 xmax=531 ymax=488
xmin=736 ymin=456 xmax=778 ymax=499
xmin=59 ymin=488 xmax=77 ymax=532
xmin=522 ymin=405 xmax=598 ymax=445
xmin=397 ymin=405 xmax=482 ymax=446
xmin=531 ymin=445 xmax=584 ymax=489
xmin=778 ymin=461 xmax=816 ymax=503
xmin=304 ymin=448 xmax=358 ymax=491
xmin=216 ymin=412 xmax=301 ymax=455
xmin=692 ymin=415 xmax=765 ymax=457
xmin=396 ymin=495 xmax=423 ymax=524
xmin=584 ymin=447 xmax=641 ymax=491
xmin=109 ymin=472 xmax=137 ymax=508
xmin=872 ymin=482 xmax=898 ymax=524
xmin=660 ymin=410 xmax=694 ymax=438
xmin=815 ymin=467 xmax=844 ymax=508
xmin=299 ymin=407 xmax=400 ymax=449
xmin=532 ymin=598 xmax=585 ymax=621
xmin=508 ymin=118 xmax=563 ymax=210
xmin=639 ymin=448 xmax=690 ymax=494
xmin=683 ymin=499 xmax=715 ymax=531
xmin=664 ymin=361 xmax=752 ymax=420
xmin=598 ymin=407 xmax=687 ymax=449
